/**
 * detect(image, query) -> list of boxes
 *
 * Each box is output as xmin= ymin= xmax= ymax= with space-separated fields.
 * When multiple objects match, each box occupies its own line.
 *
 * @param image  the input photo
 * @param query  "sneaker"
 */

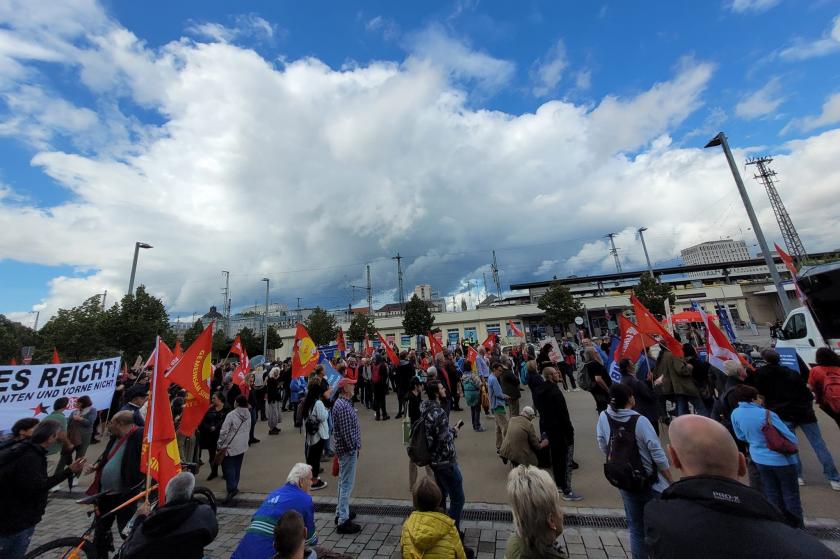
xmin=474 ymin=426 xmax=486 ymax=432
xmin=831 ymin=480 xmax=840 ymax=491
xmin=311 ymin=479 xmax=328 ymax=491
xmin=561 ymin=491 xmax=584 ymax=502
xmin=798 ymin=477 xmax=805 ymax=486
xmin=336 ymin=520 xmax=362 ymax=534
xmin=334 ymin=511 xmax=357 ymax=525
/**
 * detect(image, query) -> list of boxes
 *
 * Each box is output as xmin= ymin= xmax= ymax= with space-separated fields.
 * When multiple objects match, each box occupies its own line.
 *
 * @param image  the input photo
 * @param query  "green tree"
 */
xmin=632 ymin=272 xmax=675 ymax=316
xmin=266 ymin=325 xmax=283 ymax=351
xmin=304 ymin=307 xmax=338 ymax=347
xmin=0 ymin=315 xmax=41 ymax=363
xmin=39 ymin=295 xmax=113 ymax=361
xmin=537 ymin=281 xmax=584 ymax=330
xmin=236 ymin=327 xmax=263 ymax=356
xmin=347 ymin=313 xmax=376 ymax=343
xmin=106 ymin=286 xmax=173 ymax=364
xmin=182 ymin=319 xmax=204 ymax=347
xmin=212 ymin=329 xmax=229 ymax=358
xmin=402 ymin=294 xmax=435 ymax=336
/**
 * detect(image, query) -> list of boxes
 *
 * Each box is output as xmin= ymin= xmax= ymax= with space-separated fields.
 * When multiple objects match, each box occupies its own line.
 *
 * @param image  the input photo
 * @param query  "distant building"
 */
xmin=681 ymin=240 xmax=764 ymax=278
xmin=414 ymin=284 xmax=433 ymax=301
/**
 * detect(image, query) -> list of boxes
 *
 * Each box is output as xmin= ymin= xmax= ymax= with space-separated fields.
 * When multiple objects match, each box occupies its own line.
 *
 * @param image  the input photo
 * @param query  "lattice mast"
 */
xmin=745 ymin=156 xmax=807 ymax=267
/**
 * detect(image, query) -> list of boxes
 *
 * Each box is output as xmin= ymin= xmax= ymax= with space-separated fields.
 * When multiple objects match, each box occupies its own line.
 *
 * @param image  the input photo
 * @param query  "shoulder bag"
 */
xmin=213 ymin=414 xmax=247 ymax=466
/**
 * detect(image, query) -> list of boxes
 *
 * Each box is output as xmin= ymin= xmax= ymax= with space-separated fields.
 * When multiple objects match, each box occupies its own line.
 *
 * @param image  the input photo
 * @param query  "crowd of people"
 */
xmin=1 ymin=331 xmax=840 ymax=559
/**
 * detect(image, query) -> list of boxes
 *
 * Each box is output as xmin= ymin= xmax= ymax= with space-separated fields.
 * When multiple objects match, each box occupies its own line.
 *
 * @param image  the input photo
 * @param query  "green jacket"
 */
xmin=655 ymin=351 xmax=699 ymax=397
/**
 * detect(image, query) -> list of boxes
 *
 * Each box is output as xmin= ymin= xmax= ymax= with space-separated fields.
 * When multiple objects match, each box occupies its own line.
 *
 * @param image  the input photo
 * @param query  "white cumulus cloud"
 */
xmin=735 ymin=77 xmax=784 ymax=119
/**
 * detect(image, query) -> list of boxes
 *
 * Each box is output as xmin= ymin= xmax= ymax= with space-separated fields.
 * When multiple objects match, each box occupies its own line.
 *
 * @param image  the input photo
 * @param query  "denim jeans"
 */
xmin=432 ymin=462 xmax=466 ymax=531
xmin=0 ymin=527 xmax=35 ymax=559
xmin=337 ymin=451 xmax=358 ymax=524
xmin=222 ymin=452 xmax=245 ymax=494
xmin=785 ymin=420 xmax=840 ymax=482
xmin=756 ymin=463 xmax=803 ymax=528
xmin=249 ymin=407 xmax=258 ymax=441
xmin=675 ymin=395 xmax=708 ymax=417
xmin=619 ymin=489 xmax=659 ymax=559
xmin=470 ymin=405 xmax=481 ymax=430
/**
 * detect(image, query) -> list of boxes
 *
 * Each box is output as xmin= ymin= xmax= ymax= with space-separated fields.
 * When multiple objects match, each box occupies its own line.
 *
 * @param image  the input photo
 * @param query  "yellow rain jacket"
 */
xmin=400 ymin=511 xmax=467 ymax=559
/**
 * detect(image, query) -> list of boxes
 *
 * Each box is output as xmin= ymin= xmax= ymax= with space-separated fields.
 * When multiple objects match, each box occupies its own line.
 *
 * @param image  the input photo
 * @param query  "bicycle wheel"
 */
xmin=24 ymin=537 xmax=97 ymax=559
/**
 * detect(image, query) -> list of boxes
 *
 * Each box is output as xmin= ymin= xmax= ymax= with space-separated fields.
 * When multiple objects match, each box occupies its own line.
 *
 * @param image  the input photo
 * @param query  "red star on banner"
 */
xmin=30 ymin=402 xmax=49 ymax=416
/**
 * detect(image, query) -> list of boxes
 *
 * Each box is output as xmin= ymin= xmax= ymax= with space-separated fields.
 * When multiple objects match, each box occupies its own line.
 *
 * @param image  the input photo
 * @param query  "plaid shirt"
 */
xmin=331 ymin=396 xmax=361 ymax=456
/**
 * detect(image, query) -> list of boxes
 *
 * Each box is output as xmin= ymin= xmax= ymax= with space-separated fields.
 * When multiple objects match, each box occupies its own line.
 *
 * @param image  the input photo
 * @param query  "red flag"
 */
xmin=292 ymin=323 xmax=319 ymax=379
xmin=378 ymin=332 xmax=400 ymax=366
xmin=145 ymin=341 xmax=175 ymax=371
xmin=336 ymin=328 xmax=347 ymax=355
xmin=174 ymin=340 xmax=183 ymax=359
xmin=466 ymin=345 xmax=479 ymax=371
xmin=51 ymin=348 xmax=60 ymax=364
xmin=481 ymin=334 xmax=497 ymax=351
xmin=775 ymin=243 xmax=806 ymax=303
xmin=428 ymin=331 xmax=445 ymax=357
xmin=507 ymin=320 xmax=524 ymax=337
xmin=10 ymin=357 xmax=17 ymax=366
xmin=630 ymin=294 xmax=683 ymax=357
xmin=140 ymin=337 xmax=181 ymax=505
xmin=698 ymin=308 xmax=754 ymax=372
xmin=229 ymin=335 xmax=244 ymax=357
xmin=166 ymin=324 xmax=214 ymax=436
xmin=615 ymin=315 xmax=655 ymax=362
xmin=363 ymin=333 xmax=373 ymax=358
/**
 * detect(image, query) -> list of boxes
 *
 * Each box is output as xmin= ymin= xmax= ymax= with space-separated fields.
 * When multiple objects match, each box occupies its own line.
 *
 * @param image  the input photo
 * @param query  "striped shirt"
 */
xmin=232 ymin=483 xmax=317 ymax=559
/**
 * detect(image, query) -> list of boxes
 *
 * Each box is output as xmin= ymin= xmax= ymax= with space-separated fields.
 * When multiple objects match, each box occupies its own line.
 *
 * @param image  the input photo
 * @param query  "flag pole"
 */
xmin=145 ymin=335 xmax=159 ymax=504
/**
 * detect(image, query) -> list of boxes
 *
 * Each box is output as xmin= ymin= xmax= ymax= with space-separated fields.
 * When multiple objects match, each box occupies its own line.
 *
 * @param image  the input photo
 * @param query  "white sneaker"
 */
xmin=830 ymin=480 xmax=840 ymax=491
xmin=798 ymin=477 xmax=805 ymax=486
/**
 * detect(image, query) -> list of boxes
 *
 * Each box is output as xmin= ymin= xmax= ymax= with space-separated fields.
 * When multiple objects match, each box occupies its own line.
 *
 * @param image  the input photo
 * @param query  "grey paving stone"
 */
xmin=566 ymin=543 xmax=587 ymax=555
xmin=604 ymin=545 xmax=627 ymax=559
xmin=587 ymin=550 xmax=608 ymax=559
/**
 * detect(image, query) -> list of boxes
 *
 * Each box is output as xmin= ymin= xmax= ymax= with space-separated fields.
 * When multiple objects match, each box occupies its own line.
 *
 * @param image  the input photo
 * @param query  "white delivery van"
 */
xmin=776 ymin=261 xmax=840 ymax=365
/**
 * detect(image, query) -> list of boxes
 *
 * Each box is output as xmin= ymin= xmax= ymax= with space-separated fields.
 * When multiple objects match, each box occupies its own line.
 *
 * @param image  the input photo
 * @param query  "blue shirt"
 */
xmin=731 ymin=402 xmax=798 ymax=467
xmin=231 ymin=483 xmax=317 ymax=559
xmin=476 ymin=356 xmax=490 ymax=378
xmin=487 ymin=374 xmax=507 ymax=410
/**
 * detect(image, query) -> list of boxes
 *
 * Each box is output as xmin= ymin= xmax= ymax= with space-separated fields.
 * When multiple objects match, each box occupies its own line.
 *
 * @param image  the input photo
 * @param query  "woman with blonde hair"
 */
xmin=505 ymin=466 xmax=568 ymax=558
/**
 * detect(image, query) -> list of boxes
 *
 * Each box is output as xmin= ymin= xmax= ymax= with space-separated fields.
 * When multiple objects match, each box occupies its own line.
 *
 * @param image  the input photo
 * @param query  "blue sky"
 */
xmin=1 ymin=0 xmax=840 ymax=324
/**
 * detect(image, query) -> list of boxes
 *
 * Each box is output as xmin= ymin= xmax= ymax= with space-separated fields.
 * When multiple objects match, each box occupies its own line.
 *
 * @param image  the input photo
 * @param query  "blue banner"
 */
xmin=318 ymin=352 xmax=344 ymax=388
xmin=605 ymin=335 xmax=622 ymax=383
xmin=447 ymin=330 xmax=459 ymax=346
xmin=776 ymin=347 xmax=802 ymax=374
xmin=716 ymin=307 xmax=738 ymax=343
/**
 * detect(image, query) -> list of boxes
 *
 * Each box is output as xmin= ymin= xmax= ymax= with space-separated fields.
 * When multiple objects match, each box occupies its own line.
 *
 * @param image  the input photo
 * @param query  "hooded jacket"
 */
xmin=121 ymin=499 xmax=219 ymax=559
xmin=400 ymin=511 xmax=466 ymax=559
xmin=645 ymin=475 xmax=837 ymax=559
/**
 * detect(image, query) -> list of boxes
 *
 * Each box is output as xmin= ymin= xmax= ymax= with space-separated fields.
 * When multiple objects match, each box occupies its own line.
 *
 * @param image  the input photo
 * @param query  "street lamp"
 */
xmin=704 ymin=132 xmax=792 ymax=317
xmin=262 ymin=278 xmax=270 ymax=358
xmin=127 ymin=242 xmax=153 ymax=296
xmin=637 ymin=227 xmax=654 ymax=277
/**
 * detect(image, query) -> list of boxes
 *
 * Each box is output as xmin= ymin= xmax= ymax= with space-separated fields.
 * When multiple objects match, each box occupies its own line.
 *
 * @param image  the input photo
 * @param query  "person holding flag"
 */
xmin=165 ymin=324 xmax=214 ymax=438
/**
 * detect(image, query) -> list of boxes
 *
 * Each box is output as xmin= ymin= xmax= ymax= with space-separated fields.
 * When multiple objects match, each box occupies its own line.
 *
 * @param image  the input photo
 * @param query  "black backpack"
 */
xmin=406 ymin=417 xmax=432 ymax=467
xmin=603 ymin=414 xmax=657 ymax=492
xmin=305 ymin=409 xmax=320 ymax=436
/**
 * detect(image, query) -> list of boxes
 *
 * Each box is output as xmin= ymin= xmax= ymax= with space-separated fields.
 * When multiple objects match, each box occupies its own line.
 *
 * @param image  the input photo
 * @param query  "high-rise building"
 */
xmin=414 ymin=284 xmax=433 ymax=301
xmin=681 ymin=240 xmax=764 ymax=278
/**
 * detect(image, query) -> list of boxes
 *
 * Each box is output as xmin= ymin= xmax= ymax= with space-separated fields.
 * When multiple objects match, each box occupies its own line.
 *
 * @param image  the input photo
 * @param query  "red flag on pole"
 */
xmin=378 ymin=332 xmax=400 ymax=366
xmin=336 ymin=328 xmax=347 ymax=355
xmin=615 ymin=315 xmax=655 ymax=362
xmin=145 ymin=341 xmax=175 ymax=371
xmin=51 ymin=348 xmax=60 ymax=364
xmin=166 ymin=323 xmax=214 ymax=436
xmin=292 ymin=323 xmax=319 ymax=379
xmin=140 ymin=337 xmax=181 ymax=505
xmin=229 ymin=335 xmax=245 ymax=358
xmin=507 ymin=320 xmax=524 ymax=338
xmin=481 ymin=334 xmax=497 ymax=352
xmin=630 ymin=293 xmax=684 ymax=357
xmin=775 ymin=243 xmax=806 ymax=303
xmin=428 ymin=331 xmax=445 ymax=357
xmin=466 ymin=346 xmax=478 ymax=371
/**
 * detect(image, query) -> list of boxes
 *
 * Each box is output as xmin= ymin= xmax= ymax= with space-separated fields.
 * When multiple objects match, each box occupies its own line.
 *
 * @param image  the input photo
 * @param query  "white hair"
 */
xmin=165 ymin=472 xmax=195 ymax=503
xmin=723 ymin=360 xmax=743 ymax=377
xmin=426 ymin=366 xmax=438 ymax=376
xmin=287 ymin=463 xmax=313 ymax=487
xmin=270 ymin=366 xmax=281 ymax=378
xmin=507 ymin=466 xmax=563 ymax=553
xmin=520 ymin=406 xmax=536 ymax=419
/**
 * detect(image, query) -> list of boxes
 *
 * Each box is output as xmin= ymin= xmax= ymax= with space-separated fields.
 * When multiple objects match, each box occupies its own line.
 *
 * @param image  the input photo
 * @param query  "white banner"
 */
xmin=0 ymin=357 xmax=121 ymax=435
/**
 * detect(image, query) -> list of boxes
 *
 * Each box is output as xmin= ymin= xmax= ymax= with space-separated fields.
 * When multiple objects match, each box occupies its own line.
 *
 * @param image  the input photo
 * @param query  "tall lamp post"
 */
xmin=704 ymin=132 xmax=792 ymax=317
xmin=637 ymin=227 xmax=654 ymax=276
xmin=127 ymin=242 xmax=153 ymax=296
xmin=262 ymin=278 xmax=270 ymax=358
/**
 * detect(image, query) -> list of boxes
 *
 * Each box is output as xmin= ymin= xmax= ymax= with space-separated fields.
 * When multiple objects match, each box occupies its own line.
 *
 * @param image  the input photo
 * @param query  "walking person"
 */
xmin=462 ymin=366 xmax=484 ymax=432
xmin=533 ymin=367 xmax=582 ymax=501
xmin=332 ymin=377 xmax=362 ymax=534
xmin=597 ymin=384 xmax=672 ymax=559
xmin=266 ymin=367 xmax=283 ymax=435
xmin=371 ymin=353 xmax=390 ymax=421
xmin=809 ymin=347 xmax=840 ymax=430
xmin=730 ymin=385 xmax=804 ymax=527
xmin=755 ymin=349 xmax=840 ymax=490
xmin=488 ymin=361 xmax=510 ymax=455
xmin=199 ymin=393 xmax=227 ymax=480
xmin=217 ymin=394 xmax=251 ymax=503
xmin=302 ymin=381 xmax=329 ymax=491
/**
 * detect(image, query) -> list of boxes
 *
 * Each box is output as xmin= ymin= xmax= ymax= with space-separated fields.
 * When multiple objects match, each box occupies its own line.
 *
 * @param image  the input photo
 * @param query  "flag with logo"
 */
xmin=630 ymin=293 xmax=684 ymax=357
xmin=292 ymin=323 xmax=320 ymax=379
xmin=481 ymin=333 xmax=497 ymax=352
xmin=166 ymin=323 xmax=214 ymax=436
xmin=608 ymin=315 xmax=655 ymax=382
xmin=140 ymin=337 xmax=181 ymax=505
xmin=378 ymin=332 xmax=400 ymax=366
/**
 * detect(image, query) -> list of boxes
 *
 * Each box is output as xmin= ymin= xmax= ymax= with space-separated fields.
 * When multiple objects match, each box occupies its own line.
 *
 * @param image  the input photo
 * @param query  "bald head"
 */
xmin=668 ymin=415 xmax=745 ymax=480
